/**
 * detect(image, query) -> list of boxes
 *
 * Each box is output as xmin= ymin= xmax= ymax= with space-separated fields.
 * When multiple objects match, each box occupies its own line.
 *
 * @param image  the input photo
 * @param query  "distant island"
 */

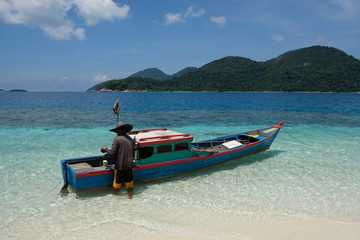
xmin=0 ymin=89 xmax=28 ymax=92
xmin=88 ymin=46 xmax=360 ymax=93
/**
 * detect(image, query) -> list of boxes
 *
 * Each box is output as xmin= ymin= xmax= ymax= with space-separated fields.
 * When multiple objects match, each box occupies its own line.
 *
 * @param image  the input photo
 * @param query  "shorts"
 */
xmin=115 ymin=169 xmax=133 ymax=184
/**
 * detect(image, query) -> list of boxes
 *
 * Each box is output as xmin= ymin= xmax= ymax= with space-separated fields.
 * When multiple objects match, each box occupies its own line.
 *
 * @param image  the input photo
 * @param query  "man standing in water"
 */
xmin=101 ymin=122 xmax=135 ymax=199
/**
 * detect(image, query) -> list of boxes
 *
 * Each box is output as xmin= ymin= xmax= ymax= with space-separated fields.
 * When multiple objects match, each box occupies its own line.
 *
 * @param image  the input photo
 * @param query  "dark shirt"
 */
xmin=106 ymin=134 xmax=134 ymax=170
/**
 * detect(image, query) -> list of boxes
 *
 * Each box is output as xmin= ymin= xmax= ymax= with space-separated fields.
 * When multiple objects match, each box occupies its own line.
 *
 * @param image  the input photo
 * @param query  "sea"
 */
xmin=0 ymin=92 xmax=359 ymax=240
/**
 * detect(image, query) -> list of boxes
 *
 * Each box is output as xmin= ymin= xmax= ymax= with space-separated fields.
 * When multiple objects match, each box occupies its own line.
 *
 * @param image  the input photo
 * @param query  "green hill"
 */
xmin=128 ymin=68 xmax=170 ymax=80
xmin=126 ymin=67 xmax=197 ymax=81
xmin=167 ymin=57 xmax=266 ymax=91
xmin=170 ymin=67 xmax=197 ymax=79
xmin=88 ymin=46 xmax=360 ymax=92
xmin=259 ymin=46 xmax=360 ymax=92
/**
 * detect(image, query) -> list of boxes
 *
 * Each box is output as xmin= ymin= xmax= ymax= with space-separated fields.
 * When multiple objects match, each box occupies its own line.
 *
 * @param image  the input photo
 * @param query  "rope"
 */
xmin=22 ymin=175 xmax=65 ymax=203
xmin=0 ymin=168 xmax=66 ymax=206
xmin=282 ymin=126 xmax=311 ymax=146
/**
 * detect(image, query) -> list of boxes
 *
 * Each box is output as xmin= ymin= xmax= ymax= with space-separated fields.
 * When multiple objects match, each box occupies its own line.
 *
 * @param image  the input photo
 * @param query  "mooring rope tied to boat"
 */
xmin=282 ymin=126 xmax=311 ymax=146
xmin=0 ymin=170 xmax=66 ymax=206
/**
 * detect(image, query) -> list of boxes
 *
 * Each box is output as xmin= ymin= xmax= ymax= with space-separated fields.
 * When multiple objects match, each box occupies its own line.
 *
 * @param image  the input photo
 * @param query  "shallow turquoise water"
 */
xmin=0 ymin=92 xmax=359 ymax=239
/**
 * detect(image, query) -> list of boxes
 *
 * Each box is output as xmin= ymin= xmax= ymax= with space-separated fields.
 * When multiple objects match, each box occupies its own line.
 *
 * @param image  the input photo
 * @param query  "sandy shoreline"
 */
xmin=18 ymin=220 xmax=357 ymax=240
xmin=246 ymin=221 xmax=360 ymax=240
xmin=134 ymin=220 xmax=360 ymax=240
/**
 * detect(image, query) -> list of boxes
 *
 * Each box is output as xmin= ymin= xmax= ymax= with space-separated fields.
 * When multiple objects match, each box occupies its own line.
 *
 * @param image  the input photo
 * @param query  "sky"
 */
xmin=1 ymin=0 xmax=360 ymax=91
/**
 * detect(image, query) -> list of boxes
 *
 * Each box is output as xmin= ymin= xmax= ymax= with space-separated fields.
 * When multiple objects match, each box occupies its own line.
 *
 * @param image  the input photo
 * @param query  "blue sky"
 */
xmin=1 ymin=0 xmax=360 ymax=91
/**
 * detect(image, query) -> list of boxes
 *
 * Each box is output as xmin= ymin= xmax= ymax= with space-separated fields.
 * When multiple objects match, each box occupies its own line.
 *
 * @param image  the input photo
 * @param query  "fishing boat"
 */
xmin=60 ymin=121 xmax=284 ymax=193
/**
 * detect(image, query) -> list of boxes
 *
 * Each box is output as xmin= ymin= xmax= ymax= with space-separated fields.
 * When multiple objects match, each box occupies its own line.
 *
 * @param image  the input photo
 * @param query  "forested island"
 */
xmin=0 ymin=89 xmax=27 ymax=92
xmin=88 ymin=46 xmax=360 ymax=93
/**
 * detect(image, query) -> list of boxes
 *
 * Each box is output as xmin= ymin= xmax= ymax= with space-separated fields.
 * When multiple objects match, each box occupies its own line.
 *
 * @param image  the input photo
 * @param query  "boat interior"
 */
xmin=67 ymin=156 xmax=115 ymax=172
xmin=191 ymin=134 xmax=261 ymax=153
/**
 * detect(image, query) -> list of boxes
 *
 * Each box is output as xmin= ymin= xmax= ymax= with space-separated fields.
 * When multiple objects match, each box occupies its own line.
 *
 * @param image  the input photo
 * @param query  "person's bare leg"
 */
xmin=125 ymin=181 xmax=134 ymax=199
xmin=127 ymin=188 xmax=133 ymax=199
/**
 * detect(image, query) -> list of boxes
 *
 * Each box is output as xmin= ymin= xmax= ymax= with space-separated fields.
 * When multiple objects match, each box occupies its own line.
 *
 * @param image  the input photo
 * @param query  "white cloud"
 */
xmin=60 ymin=76 xmax=69 ymax=82
xmin=210 ymin=16 xmax=227 ymax=27
xmin=271 ymin=34 xmax=284 ymax=42
xmin=93 ymin=74 xmax=109 ymax=83
xmin=0 ymin=0 xmax=130 ymax=40
xmin=316 ymin=0 xmax=360 ymax=22
xmin=163 ymin=6 xmax=205 ymax=25
xmin=74 ymin=27 xmax=86 ymax=40
xmin=42 ymin=21 xmax=85 ymax=40
xmin=164 ymin=12 xmax=184 ymax=25
xmin=332 ymin=0 xmax=360 ymax=17
xmin=74 ymin=0 xmax=130 ymax=26
xmin=316 ymin=36 xmax=328 ymax=44
xmin=184 ymin=6 xmax=205 ymax=18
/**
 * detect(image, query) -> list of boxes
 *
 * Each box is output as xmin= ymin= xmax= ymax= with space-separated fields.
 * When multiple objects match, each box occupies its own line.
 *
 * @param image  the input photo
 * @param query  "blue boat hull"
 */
xmin=61 ymin=122 xmax=283 ymax=192
xmin=133 ymin=129 xmax=278 ymax=182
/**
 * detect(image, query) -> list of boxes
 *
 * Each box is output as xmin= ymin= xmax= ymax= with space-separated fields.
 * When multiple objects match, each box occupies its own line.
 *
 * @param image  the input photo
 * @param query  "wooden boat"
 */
xmin=61 ymin=121 xmax=284 ymax=192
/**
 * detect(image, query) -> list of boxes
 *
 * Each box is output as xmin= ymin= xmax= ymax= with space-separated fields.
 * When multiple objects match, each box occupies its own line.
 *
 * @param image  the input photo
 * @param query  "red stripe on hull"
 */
xmin=76 ymin=169 xmax=113 ymax=178
xmin=138 ymin=137 xmax=193 ymax=146
xmin=69 ymin=185 xmax=112 ymax=193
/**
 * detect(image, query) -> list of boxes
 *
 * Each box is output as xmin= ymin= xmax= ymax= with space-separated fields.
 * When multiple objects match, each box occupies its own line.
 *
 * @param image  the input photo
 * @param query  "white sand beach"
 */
xmin=22 ymin=220 xmax=358 ymax=240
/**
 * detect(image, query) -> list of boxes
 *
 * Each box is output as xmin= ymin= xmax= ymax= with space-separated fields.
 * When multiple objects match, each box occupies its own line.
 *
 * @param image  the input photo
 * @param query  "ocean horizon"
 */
xmin=1 ymin=92 xmax=359 ymax=239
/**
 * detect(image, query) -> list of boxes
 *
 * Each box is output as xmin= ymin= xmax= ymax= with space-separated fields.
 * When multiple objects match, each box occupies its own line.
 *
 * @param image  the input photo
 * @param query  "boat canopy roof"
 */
xmin=129 ymin=128 xmax=193 ymax=146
